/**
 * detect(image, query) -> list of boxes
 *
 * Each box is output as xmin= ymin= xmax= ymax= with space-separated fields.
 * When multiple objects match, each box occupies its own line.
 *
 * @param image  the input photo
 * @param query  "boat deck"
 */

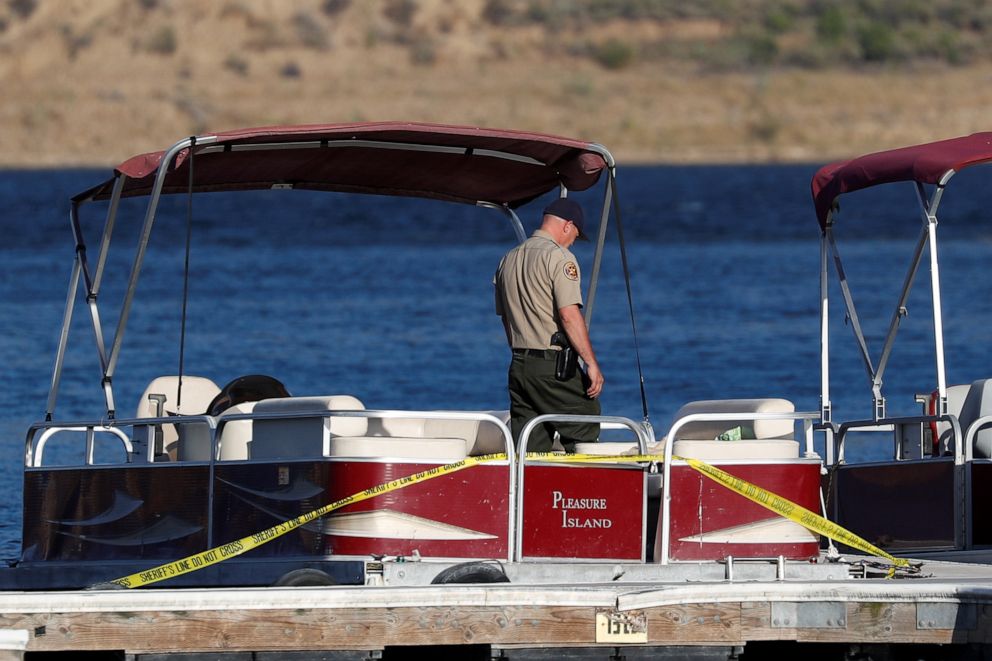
xmin=0 ymin=559 xmax=990 ymax=659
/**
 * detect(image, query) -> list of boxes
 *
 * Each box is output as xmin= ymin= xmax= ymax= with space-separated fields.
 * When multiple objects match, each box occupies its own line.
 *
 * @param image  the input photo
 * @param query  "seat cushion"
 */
xmin=672 ymin=439 xmax=799 ymax=460
xmin=329 ymin=436 xmax=468 ymax=462
xmin=671 ymin=398 xmax=795 ymax=440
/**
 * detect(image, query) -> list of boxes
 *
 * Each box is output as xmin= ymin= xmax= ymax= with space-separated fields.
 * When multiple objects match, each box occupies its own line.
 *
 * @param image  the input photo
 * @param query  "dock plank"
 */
xmin=0 ymin=580 xmax=989 ymax=654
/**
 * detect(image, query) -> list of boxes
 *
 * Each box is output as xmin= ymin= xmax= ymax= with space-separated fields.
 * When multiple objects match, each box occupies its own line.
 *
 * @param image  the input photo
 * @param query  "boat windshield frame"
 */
xmin=48 ymin=123 xmax=619 ymax=420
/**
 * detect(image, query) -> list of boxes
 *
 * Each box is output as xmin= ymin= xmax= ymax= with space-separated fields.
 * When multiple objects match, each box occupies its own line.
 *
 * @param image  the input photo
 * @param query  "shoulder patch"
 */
xmin=563 ymin=261 xmax=579 ymax=281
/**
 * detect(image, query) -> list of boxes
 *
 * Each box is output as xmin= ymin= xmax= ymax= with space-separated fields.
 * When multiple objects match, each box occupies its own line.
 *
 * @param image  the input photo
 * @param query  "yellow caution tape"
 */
xmin=110 ymin=452 xmax=509 ymax=588
xmin=110 ymin=450 xmax=906 ymax=588
xmin=679 ymin=456 xmax=910 ymax=569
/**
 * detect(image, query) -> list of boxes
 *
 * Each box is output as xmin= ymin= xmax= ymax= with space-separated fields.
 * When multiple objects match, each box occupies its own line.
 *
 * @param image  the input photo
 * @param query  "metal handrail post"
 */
xmin=28 ymin=425 xmax=135 ymax=468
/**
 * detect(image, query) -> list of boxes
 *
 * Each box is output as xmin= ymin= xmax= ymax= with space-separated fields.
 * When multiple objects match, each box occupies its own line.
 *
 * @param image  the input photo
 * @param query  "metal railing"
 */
xmin=832 ymin=414 xmax=963 ymax=465
xmin=26 ymin=423 xmax=134 ymax=468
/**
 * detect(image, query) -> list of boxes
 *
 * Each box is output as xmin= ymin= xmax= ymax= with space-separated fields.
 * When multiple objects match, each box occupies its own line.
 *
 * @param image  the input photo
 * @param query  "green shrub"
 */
xmin=592 ymin=38 xmax=634 ymax=70
xmin=816 ymin=6 xmax=846 ymax=44
xmin=9 ymin=0 xmax=37 ymax=19
xmin=60 ymin=25 xmax=92 ymax=60
xmin=748 ymin=111 xmax=781 ymax=144
xmin=857 ymin=21 xmax=896 ymax=62
xmin=321 ymin=0 xmax=350 ymax=16
xmin=293 ymin=11 xmax=329 ymax=50
xmin=280 ymin=61 xmax=302 ymax=78
xmin=764 ymin=7 xmax=793 ymax=34
xmin=146 ymin=25 xmax=177 ymax=55
xmin=482 ymin=0 xmax=516 ymax=25
xmin=384 ymin=0 xmax=417 ymax=27
xmin=745 ymin=32 xmax=779 ymax=65
xmin=409 ymin=36 xmax=436 ymax=65
xmin=936 ymin=30 xmax=972 ymax=65
xmin=224 ymin=54 xmax=249 ymax=76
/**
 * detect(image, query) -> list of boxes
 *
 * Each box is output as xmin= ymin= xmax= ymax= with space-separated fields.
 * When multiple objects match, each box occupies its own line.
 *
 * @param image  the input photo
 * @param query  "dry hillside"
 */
xmin=1 ymin=0 xmax=991 ymax=166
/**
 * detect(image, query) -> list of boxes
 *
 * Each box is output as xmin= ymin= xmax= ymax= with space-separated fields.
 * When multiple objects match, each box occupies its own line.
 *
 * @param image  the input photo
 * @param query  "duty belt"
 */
xmin=512 ymin=348 xmax=558 ymax=359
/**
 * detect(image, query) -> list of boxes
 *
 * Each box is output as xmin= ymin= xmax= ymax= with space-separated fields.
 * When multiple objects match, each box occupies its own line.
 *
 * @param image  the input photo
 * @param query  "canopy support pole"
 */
xmin=104 ymin=136 xmax=217 ymax=418
xmin=48 ymin=175 xmax=126 ymax=420
xmin=919 ymin=183 xmax=949 ymax=417
xmin=584 ymin=177 xmax=611 ymax=328
xmin=607 ymin=168 xmax=650 ymax=425
xmin=819 ymin=226 xmax=831 ymax=428
xmin=825 ymin=227 xmax=880 ymax=417
xmin=478 ymin=202 xmax=526 ymax=244
xmin=72 ymin=176 xmax=125 ymax=376
xmin=871 ymin=225 xmax=929 ymax=411
xmin=177 ymin=136 xmax=196 ymax=413
xmin=45 ymin=256 xmax=80 ymax=421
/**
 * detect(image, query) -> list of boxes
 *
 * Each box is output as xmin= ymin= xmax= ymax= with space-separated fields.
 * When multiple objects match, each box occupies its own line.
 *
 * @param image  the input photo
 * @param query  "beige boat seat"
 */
xmin=176 ymin=402 xmax=256 ymax=463
xmin=962 ymin=379 xmax=992 ymax=458
xmin=215 ymin=402 xmax=256 ymax=460
xmin=249 ymin=396 xmax=367 ymax=459
xmin=367 ymin=411 xmax=510 ymax=456
xmin=670 ymin=398 xmax=799 ymax=460
xmin=328 ymin=436 xmax=468 ymax=462
xmin=134 ymin=375 xmax=220 ymax=459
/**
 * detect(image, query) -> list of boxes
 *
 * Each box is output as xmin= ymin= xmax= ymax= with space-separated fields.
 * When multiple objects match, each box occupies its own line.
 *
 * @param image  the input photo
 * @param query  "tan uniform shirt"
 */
xmin=495 ymin=229 xmax=583 ymax=350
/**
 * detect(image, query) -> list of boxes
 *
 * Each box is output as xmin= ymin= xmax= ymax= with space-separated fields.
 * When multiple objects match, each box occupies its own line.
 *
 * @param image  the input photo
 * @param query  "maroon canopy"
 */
xmin=75 ymin=122 xmax=609 ymax=209
xmin=811 ymin=131 xmax=992 ymax=227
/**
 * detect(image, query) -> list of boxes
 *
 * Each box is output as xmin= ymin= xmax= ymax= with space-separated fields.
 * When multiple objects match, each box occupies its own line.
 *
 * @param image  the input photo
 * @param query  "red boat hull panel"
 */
xmin=520 ymin=464 xmax=645 ymax=561
xmin=667 ymin=461 xmax=821 ymax=561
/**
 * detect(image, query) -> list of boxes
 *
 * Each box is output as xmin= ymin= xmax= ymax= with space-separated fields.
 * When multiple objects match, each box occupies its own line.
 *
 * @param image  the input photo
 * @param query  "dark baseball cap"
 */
xmin=543 ymin=198 xmax=589 ymax=241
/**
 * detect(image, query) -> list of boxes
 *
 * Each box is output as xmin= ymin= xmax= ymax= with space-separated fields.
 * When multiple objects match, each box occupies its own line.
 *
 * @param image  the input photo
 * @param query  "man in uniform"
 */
xmin=494 ymin=198 xmax=604 ymax=452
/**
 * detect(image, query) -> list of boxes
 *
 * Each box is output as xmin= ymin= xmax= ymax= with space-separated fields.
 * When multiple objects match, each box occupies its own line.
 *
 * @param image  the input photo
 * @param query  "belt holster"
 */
xmin=550 ymin=331 xmax=578 ymax=381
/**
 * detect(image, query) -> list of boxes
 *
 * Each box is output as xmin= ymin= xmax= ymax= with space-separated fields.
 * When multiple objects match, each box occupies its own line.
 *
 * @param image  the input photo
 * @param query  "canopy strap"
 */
xmin=609 ymin=169 xmax=650 ymax=423
xmin=176 ymin=137 xmax=196 ymax=412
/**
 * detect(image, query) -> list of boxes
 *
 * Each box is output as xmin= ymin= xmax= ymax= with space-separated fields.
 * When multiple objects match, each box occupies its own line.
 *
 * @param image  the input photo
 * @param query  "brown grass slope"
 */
xmin=1 ymin=0 xmax=991 ymax=166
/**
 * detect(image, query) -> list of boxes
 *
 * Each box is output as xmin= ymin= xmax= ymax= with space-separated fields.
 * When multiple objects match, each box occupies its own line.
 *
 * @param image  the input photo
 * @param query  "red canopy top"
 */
xmin=75 ymin=122 xmax=610 ymax=208
xmin=811 ymin=131 xmax=992 ymax=227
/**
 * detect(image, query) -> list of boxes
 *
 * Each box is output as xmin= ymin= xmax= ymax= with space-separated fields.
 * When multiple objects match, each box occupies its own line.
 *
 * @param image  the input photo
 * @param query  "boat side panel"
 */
xmin=667 ymin=462 xmax=821 ymax=561
xmin=829 ymin=460 xmax=954 ymax=552
xmin=520 ymin=464 xmax=645 ymax=561
xmin=212 ymin=460 xmax=510 ymax=559
xmin=21 ymin=465 xmax=210 ymax=562
xmin=971 ymin=461 xmax=992 ymax=546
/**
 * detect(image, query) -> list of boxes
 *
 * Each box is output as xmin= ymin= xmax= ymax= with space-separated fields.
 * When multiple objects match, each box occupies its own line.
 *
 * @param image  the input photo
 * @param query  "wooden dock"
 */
xmin=1 ymin=561 xmax=992 ymax=659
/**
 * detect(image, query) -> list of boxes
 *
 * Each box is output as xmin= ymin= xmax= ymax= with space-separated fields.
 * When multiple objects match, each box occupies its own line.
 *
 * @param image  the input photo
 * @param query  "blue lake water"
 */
xmin=1 ymin=163 xmax=990 ymax=559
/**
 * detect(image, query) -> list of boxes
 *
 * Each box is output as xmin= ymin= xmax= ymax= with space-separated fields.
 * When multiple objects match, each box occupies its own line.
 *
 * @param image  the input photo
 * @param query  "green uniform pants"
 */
xmin=508 ymin=351 xmax=601 ymax=452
